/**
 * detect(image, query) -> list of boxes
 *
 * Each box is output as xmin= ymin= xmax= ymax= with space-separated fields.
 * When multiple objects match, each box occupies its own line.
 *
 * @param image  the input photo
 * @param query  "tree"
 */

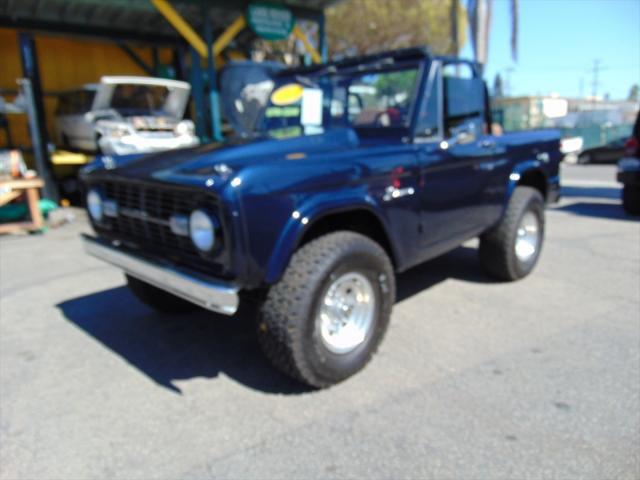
xmin=629 ymin=84 xmax=639 ymax=102
xmin=493 ymin=73 xmax=504 ymax=98
xmin=467 ymin=0 xmax=518 ymax=64
xmin=326 ymin=0 xmax=467 ymax=57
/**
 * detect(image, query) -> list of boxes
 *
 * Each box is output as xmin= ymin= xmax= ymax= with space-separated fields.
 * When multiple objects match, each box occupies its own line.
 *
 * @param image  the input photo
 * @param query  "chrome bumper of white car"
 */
xmin=83 ymin=235 xmax=239 ymax=315
xmin=98 ymin=134 xmax=200 ymax=156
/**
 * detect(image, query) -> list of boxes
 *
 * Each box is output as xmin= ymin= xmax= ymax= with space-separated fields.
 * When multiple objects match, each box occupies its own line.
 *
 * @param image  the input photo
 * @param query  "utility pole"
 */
xmin=504 ymin=67 xmax=514 ymax=96
xmin=591 ymin=59 xmax=601 ymax=104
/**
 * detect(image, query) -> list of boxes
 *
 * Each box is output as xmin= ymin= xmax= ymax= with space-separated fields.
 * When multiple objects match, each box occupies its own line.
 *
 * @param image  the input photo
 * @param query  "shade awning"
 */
xmin=0 ymin=0 xmax=345 ymax=45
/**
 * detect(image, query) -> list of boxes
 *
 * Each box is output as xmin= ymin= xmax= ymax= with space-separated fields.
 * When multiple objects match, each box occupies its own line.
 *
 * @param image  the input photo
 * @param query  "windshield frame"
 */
xmin=255 ymin=58 xmax=429 ymax=140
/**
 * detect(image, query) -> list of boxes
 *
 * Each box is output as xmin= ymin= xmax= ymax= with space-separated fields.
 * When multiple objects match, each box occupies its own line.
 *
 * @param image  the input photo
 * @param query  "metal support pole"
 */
xmin=203 ymin=5 xmax=223 ymax=142
xmin=318 ymin=13 xmax=328 ymax=62
xmin=18 ymin=32 xmax=58 ymax=202
xmin=117 ymin=42 xmax=154 ymax=76
xmin=152 ymin=47 xmax=160 ymax=76
xmin=172 ymin=44 xmax=187 ymax=81
xmin=188 ymin=46 xmax=206 ymax=141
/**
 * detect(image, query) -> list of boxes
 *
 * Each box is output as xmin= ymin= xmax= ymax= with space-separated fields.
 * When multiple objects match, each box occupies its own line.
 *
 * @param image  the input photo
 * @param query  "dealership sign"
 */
xmin=247 ymin=3 xmax=294 ymax=40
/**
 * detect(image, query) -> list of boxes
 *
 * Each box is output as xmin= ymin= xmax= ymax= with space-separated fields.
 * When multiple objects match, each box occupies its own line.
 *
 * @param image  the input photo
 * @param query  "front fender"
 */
xmin=264 ymin=188 xmax=389 ymax=284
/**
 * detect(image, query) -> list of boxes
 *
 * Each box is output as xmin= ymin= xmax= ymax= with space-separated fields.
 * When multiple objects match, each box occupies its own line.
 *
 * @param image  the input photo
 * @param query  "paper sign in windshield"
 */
xmin=301 ymin=88 xmax=323 ymax=126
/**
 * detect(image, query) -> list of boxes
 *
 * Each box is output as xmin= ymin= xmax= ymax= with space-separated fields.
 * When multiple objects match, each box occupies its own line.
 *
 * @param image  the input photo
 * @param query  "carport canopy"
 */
xmin=1 ymin=0 xmax=346 ymax=201
xmin=0 ymin=0 xmax=342 ymax=48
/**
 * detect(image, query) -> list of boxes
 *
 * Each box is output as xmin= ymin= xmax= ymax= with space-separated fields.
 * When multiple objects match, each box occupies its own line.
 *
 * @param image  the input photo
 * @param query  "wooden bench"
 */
xmin=0 ymin=177 xmax=45 ymax=234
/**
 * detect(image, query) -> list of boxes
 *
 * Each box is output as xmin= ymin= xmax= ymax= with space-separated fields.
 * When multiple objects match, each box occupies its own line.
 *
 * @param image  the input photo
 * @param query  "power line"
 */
xmin=502 ymin=65 xmax=639 ymax=72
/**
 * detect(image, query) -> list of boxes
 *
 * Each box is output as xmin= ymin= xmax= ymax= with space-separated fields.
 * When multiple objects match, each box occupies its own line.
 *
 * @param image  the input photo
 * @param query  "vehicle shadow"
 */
xmin=395 ymin=245 xmax=493 ymax=302
xmin=555 ymin=186 xmax=638 ymax=221
xmin=57 ymin=246 xmax=492 ymax=395
xmin=561 ymin=185 xmax=620 ymax=200
xmin=57 ymin=289 xmax=308 ymax=395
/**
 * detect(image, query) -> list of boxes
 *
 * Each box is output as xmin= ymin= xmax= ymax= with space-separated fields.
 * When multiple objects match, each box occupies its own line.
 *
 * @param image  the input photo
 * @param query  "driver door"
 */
xmin=414 ymin=61 xmax=500 ymax=255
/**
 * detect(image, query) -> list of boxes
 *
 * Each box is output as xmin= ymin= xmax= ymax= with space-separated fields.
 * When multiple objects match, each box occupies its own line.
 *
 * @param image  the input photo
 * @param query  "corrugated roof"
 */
xmin=0 ymin=0 xmax=345 ymax=45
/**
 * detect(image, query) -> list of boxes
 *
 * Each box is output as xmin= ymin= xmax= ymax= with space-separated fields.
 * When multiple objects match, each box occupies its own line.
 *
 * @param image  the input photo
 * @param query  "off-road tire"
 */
xmin=622 ymin=184 xmax=640 ymax=215
xmin=126 ymin=274 xmax=200 ymax=313
xmin=258 ymin=231 xmax=395 ymax=388
xmin=479 ymin=186 xmax=545 ymax=281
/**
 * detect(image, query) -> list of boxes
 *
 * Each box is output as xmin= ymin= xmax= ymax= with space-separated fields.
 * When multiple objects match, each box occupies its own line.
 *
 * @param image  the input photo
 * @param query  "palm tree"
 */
xmin=451 ymin=0 xmax=518 ymax=63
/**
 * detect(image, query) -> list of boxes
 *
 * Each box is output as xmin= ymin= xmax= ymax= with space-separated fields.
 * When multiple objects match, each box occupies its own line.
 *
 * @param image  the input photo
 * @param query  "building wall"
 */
xmin=0 ymin=28 xmax=173 ymax=149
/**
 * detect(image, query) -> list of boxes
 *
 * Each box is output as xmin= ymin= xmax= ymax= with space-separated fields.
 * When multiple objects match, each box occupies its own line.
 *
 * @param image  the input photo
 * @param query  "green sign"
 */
xmin=247 ymin=3 xmax=294 ymax=41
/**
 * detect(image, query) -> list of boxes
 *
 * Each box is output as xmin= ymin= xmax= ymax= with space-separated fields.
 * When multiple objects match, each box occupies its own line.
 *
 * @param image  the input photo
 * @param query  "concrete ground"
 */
xmin=1 ymin=164 xmax=638 ymax=480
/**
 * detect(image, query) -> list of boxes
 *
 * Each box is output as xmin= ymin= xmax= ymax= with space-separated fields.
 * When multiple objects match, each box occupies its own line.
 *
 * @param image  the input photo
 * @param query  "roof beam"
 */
xmin=0 ymin=15 xmax=180 ymax=45
xmin=292 ymin=25 xmax=321 ymax=64
xmin=117 ymin=42 xmax=155 ymax=76
xmin=150 ymin=0 xmax=208 ymax=58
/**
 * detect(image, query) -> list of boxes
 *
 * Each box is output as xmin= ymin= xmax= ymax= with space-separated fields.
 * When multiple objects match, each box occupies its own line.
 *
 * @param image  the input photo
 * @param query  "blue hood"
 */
xmin=88 ymin=128 xmax=360 ymax=186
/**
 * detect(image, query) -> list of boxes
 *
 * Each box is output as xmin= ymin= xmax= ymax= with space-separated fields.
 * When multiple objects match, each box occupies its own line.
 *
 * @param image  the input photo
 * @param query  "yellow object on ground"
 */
xmin=51 ymin=151 xmax=92 ymax=166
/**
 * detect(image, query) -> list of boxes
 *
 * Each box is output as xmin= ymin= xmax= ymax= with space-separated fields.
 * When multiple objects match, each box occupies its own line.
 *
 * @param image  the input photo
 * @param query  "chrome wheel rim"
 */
xmin=317 ymin=272 xmax=376 ymax=355
xmin=515 ymin=211 xmax=540 ymax=263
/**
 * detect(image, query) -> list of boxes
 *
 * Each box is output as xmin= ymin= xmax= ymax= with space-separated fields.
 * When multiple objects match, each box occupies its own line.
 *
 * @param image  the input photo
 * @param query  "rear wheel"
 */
xmin=258 ymin=231 xmax=395 ymax=388
xmin=126 ymin=274 xmax=199 ymax=313
xmin=479 ymin=186 xmax=545 ymax=281
xmin=622 ymin=184 xmax=640 ymax=215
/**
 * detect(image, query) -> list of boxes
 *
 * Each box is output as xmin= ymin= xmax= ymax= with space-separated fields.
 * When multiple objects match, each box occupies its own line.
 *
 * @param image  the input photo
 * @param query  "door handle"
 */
xmin=479 ymin=139 xmax=496 ymax=149
xmin=383 ymin=186 xmax=415 ymax=202
xmin=474 ymin=158 xmax=509 ymax=171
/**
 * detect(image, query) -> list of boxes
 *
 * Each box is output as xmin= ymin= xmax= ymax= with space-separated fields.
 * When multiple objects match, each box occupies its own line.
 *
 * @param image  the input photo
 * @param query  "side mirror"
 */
xmin=442 ymin=122 xmax=476 ymax=149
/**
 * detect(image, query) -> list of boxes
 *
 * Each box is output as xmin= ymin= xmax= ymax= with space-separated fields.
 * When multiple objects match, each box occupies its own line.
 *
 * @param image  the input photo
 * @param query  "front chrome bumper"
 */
xmin=82 ymin=235 xmax=239 ymax=315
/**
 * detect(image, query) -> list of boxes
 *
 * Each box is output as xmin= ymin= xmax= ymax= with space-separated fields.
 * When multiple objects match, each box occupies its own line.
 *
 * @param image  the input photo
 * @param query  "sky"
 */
xmin=460 ymin=0 xmax=640 ymax=100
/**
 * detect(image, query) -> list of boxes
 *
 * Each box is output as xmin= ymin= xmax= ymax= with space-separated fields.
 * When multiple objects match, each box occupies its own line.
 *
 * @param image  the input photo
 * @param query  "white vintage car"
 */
xmin=54 ymin=76 xmax=199 ymax=155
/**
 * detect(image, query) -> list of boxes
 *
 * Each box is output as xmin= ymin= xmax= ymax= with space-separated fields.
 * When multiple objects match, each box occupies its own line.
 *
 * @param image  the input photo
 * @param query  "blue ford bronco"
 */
xmin=81 ymin=48 xmax=561 ymax=387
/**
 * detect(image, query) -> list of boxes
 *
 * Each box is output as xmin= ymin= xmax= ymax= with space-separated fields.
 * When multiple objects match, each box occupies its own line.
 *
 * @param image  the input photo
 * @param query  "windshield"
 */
xmin=257 ymin=63 xmax=421 ymax=139
xmin=109 ymin=84 xmax=171 ymax=116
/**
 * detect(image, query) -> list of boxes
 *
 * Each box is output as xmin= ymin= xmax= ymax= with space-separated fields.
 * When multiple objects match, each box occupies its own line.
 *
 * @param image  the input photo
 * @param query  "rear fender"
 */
xmin=507 ymin=161 xmax=546 ymax=199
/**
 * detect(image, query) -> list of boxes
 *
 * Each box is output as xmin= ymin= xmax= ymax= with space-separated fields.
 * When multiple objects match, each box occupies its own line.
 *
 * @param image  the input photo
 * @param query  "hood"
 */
xmin=92 ymin=128 xmax=360 ymax=184
xmin=93 ymin=76 xmax=191 ymax=119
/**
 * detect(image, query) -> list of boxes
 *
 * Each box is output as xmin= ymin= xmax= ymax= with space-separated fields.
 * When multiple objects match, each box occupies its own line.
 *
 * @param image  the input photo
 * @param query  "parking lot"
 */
xmin=1 ymin=164 xmax=638 ymax=479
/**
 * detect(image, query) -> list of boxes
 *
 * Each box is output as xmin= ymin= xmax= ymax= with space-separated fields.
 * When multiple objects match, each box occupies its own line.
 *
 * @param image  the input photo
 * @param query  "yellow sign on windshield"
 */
xmin=271 ymin=83 xmax=304 ymax=106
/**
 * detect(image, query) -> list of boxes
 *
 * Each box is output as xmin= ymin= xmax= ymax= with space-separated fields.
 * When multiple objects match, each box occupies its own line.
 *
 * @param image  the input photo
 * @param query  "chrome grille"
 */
xmin=96 ymin=180 xmax=222 ymax=274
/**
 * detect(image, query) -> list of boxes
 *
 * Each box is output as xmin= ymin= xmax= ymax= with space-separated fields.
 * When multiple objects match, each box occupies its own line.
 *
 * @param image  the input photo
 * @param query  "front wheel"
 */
xmin=258 ymin=231 xmax=395 ymax=388
xmin=479 ymin=186 xmax=545 ymax=281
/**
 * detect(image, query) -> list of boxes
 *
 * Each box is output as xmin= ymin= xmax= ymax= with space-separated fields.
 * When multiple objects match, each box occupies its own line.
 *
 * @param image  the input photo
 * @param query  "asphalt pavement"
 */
xmin=0 ymin=164 xmax=638 ymax=479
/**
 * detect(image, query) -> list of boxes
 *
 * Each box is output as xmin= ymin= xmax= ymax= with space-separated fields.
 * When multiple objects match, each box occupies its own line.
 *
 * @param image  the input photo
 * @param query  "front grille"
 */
xmin=95 ymin=180 xmax=227 ymax=276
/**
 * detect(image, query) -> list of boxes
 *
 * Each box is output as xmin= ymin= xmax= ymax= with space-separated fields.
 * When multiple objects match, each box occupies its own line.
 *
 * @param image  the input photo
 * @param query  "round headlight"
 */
xmin=189 ymin=209 xmax=215 ymax=252
xmin=175 ymin=120 xmax=195 ymax=136
xmin=87 ymin=189 xmax=103 ymax=222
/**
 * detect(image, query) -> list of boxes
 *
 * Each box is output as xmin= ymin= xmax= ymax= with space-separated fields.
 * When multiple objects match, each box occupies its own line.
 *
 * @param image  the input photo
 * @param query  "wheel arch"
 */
xmin=509 ymin=162 xmax=548 ymax=201
xmin=264 ymin=202 xmax=398 ymax=284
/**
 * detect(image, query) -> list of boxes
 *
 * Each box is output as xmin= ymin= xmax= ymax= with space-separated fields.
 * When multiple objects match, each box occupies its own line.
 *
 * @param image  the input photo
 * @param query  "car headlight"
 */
xmin=97 ymin=124 xmax=133 ymax=139
xmin=175 ymin=120 xmax=195 ymax=136
xmin=87 ymin=189 xmax=103 ymax=222
xmin=109 ymin=126 xmax=134 ymax=138
xmin=189 ymin=209 xmax=216 ymax=252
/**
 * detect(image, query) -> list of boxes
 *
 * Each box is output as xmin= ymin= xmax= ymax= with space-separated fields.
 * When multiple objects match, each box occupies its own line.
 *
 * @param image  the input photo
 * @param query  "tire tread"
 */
xmin=258 ymin=231 xmax=394 ymax=388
